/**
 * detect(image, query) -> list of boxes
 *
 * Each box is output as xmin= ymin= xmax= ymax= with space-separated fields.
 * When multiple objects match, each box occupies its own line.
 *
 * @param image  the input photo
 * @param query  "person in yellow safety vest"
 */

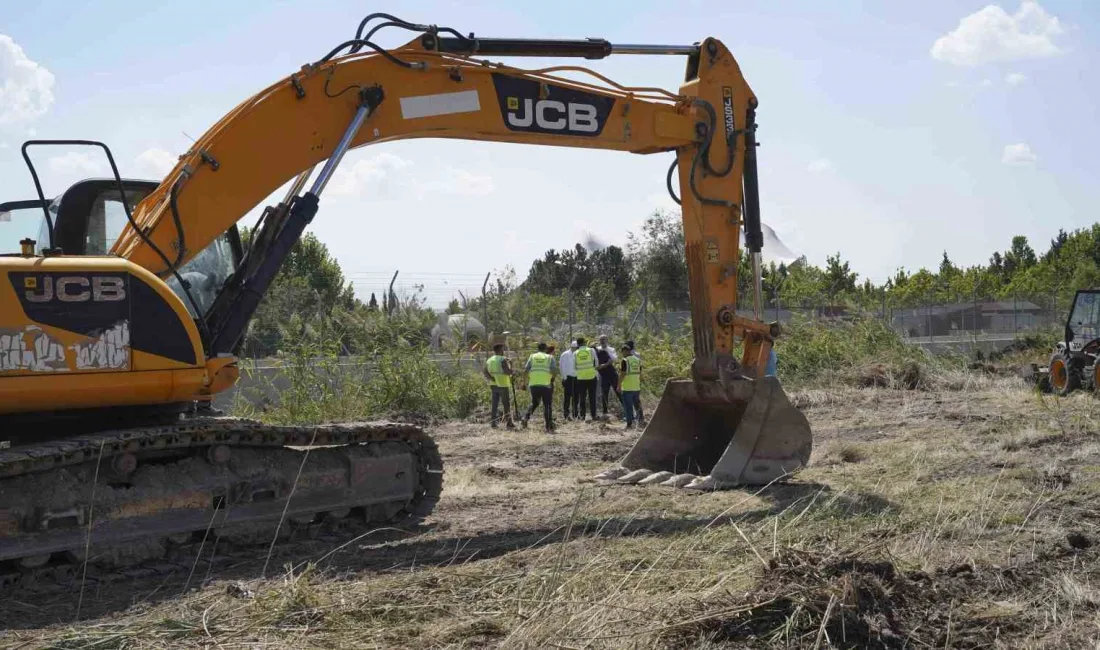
xmin=573 ymin=336 xmax=599 ymax=422
xmin=483 ymin=343 xmax=515 ymax=429
xmin=521 ymin=342 xmax=559 ymax=432
xmin=618 ymin=343 xmax=644 ymax=428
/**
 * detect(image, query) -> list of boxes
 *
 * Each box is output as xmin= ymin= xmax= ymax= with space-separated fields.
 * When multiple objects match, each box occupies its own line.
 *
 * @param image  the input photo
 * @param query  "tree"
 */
xmin=590 ymin=245 xmax=634 ymax=303
xmin=273 ymin=232 xmax=356 ymax=309
xmin=523 ymin=242 xmax=633 ymax=305
xmin=1003 ymin=235 xmax=1037 ymax=278
xmin=781 ymin=257 xmax=827 ymax=308
xmin=1043 ymin=229 xmax=1069 ymax=264
xmin=446 ymin=298 xmax=462 ymax=315
xmin=823 ymin=253 xmax=857 ymax=301
xmin=585 ymin=278 xmax=617 ymax=322
xmin=368 ymin=293 xmax=379 ymax=311
xmin=626 ymin=209 xmax=689 ymax=310
xmin=238 ymin=229 xmax=360 ymax=357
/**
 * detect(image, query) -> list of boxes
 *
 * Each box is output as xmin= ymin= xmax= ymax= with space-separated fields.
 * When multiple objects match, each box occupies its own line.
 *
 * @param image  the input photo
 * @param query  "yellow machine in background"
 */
xmin=0 ymin=13 xmax=810 ymax=582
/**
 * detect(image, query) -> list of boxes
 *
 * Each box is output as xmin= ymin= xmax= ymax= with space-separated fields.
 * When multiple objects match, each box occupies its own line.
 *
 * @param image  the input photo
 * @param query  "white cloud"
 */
xmin=644 ymin=191 xmax=678 ymax=213
xmin=1006 ymin=72 xmax=1028 ymax=85
xmin=48 ymin=151 xmax=105 ymax=175
xmin=980 ymin=78 xmax=994 ymax=88
xmin=807 ymin=158 xmax=834 ymax=173
xmin=0 ymin=141 xmax=8 ymax=149
xmin=425 ymin=167 xmax=494 ymax=196
xmin=328 ymin=152 xmax=414 ymax=197
xmin=328 ymin=153 xmax=495 ymax=199
xmin=0 ymin=35 xmax=55 ymax=125
xmin=1002 ymin=142 xmax=1037 ymax=165
xmin=133 ymin=148 xmax=177 ymax=178
xmin=931 ymin=1 xmax=1064 ymax=66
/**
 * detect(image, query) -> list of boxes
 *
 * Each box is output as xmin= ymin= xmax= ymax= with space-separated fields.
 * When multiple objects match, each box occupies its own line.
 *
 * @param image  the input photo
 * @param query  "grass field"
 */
xmin=5 ymin=366 xmax=1100 ymax=649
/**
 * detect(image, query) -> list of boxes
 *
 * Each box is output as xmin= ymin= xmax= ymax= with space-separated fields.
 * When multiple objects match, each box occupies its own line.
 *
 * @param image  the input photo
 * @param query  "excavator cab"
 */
xmin=0 ymin=177 xmax=243 ymax=321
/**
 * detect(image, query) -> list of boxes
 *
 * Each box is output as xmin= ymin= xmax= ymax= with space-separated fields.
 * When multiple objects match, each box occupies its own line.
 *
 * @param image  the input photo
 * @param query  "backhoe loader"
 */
xmin=0 ymin=13 xmax=811 ymax=587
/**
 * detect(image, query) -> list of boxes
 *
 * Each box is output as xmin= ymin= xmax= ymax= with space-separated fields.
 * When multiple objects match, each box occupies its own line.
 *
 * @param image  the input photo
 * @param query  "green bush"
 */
xmin=775 ymin=315 xmax=938 ymax=385
xmin=622 ymin=315 xmax=955 ymax=394
xmin=236 ymin=334 xmax=493 ymax=425
xmin=450 ymin=370 xmax=486 ymax=419
xmin=238 ymin=314 xmax=974 ymax=427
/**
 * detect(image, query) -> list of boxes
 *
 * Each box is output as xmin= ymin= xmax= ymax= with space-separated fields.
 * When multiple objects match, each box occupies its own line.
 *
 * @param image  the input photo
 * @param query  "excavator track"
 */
xmin=0 ymin=417 xmax=443 ymax=595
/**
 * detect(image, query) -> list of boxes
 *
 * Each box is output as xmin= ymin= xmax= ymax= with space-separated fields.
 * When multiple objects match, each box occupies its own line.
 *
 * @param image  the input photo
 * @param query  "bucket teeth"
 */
xmin=617 ymin=469 xmax=654 ymax=484
xmin=609 ymin=377 xmax=812 ymax=488
xmin=659 ymin=473 xmax=698 ymax=488
xmin=683 ymin=475 xmax=721 ymax=491
xmin=637 ymin=471 xmax=674 ymax=485
xmin=594 ymin=466 xmax=630 ymax=482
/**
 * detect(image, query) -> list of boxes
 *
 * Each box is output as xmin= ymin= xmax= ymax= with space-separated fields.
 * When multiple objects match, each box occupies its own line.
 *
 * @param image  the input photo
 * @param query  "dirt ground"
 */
xmin=3 ymin=375 xmax=1100 ymax=648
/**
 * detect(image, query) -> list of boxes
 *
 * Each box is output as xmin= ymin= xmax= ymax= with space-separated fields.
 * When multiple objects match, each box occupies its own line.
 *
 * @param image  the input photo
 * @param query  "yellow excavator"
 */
xmin=0 ymin=13 xmax=811 ymax=584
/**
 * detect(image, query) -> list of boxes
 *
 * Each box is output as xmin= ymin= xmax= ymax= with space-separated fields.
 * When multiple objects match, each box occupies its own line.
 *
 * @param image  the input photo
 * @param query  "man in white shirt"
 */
xmin=559 ymin=341 xmax=578 ymax=420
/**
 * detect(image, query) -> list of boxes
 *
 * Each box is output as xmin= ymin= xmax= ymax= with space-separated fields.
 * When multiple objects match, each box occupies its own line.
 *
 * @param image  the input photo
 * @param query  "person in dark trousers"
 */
xmin=595 ymin=334 xmax=622 ymax=418
xmin=626 ymin=340 xmax=644 ymax=422
xmin=483 ymin=343 xmax=515 ymax=429
xmin=546 ymin=343 xmax=557 ymax=406
xmin=522 ymin=342 xmax=558 ymax=432
xmin=619 ymin=344 xmax=643 ymax=428
xmin=559 ymin=341 xmax=578 ymax=420
xmin=573 ymin=337 xmax=598 ymax=421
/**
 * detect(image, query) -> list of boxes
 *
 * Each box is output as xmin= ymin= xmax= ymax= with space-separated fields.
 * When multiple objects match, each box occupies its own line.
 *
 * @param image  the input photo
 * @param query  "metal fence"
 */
xmin=462 ymin=293 xmax=1065 ymax=344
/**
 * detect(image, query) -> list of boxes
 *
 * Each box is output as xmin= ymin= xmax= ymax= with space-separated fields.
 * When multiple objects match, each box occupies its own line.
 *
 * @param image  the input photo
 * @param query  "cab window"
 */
xmin=0 ymin=201 xmax=53 ymax=254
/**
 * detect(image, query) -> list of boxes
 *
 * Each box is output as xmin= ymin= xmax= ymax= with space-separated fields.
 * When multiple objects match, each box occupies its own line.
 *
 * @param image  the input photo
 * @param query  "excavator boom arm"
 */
xmin=111 ymin=32 xmax=765 ymax=368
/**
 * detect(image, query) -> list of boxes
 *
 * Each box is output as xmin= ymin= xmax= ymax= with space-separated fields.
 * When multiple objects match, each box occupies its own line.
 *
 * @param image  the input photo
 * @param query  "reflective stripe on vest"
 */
xmin=528 ymin=352 xmax=552 ymax=386
xmin=575 ymin=348 xmax=597 ymax=380
xmin=487 ymin=355 xmax=511 ymax=388
xmin=622 ymin=355 xmax=641 ymax=392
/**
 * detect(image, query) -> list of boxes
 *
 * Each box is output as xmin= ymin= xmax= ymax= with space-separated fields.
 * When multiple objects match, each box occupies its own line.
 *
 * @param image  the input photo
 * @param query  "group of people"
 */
xmin=482 ymin=335 xmax=645 ymax=433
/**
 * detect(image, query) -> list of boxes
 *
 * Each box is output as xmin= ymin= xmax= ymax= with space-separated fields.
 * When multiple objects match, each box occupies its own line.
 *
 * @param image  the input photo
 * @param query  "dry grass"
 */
xmin=6 ymin=372 xmax=1100 ymax=648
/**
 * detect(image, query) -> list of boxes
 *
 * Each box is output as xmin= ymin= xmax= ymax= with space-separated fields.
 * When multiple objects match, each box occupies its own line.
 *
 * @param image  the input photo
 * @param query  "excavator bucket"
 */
xmin=596 ymin=376 xmax=811 ymax=490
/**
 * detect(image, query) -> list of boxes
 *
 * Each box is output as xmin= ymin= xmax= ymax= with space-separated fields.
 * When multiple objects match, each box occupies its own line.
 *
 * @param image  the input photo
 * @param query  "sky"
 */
xmin=2 ymin=0 xmax=1098 ymax=307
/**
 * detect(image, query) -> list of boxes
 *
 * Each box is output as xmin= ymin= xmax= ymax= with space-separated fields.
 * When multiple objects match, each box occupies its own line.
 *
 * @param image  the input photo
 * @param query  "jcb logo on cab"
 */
xmin=24 ymin=276 xmax=126 ymax=303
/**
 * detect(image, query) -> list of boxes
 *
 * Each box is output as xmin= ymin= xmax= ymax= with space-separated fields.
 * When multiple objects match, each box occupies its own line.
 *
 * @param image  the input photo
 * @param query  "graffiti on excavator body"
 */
xmin=0 ymin=322 xmax=131 ymax=372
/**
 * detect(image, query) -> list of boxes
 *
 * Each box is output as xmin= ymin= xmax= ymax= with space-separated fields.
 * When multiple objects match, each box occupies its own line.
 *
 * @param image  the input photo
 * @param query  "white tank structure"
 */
xmin=431 ymin=313 xmax=486 ymax=350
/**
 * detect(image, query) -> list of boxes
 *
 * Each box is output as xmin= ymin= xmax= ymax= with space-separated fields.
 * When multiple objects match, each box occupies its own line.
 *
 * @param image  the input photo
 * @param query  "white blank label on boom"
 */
xmin=400 ymin=91 xmax=481 ymax=119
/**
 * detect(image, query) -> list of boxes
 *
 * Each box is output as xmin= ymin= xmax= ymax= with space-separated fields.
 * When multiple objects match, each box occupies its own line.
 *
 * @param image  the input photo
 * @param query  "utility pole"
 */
xmin=567 ymin=272 xmax=577 ymax=341
xmin=926 ymin=292 xmax=932 ymax=342
xmin=627 ymin=282 xmax=646 ymax=334
xmin=481 ymin=272 xmax=490 ymax=334
xmin=387 ymin=270 xmax=399 ymax=318
xmin=1013 ymin=291 xmax=1018 ymax=340
xmin=972 ymin=288 xmax=978 ymax=334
